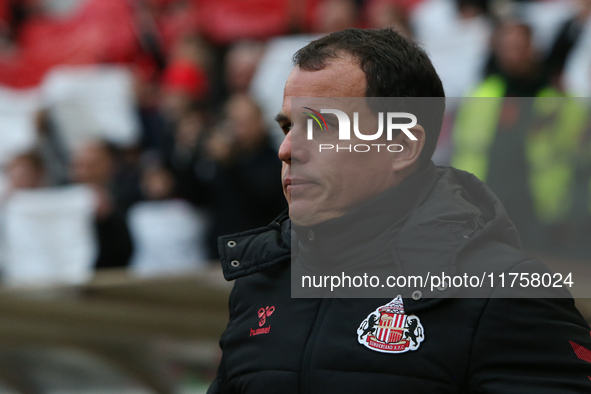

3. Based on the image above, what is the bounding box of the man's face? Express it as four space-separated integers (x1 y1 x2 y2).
495 24 534 78
276 58 400 226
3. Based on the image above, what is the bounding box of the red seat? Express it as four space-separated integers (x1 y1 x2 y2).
0 0 138 88
198 0 290 44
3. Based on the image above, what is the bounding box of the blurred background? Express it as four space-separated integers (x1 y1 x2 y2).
0 0 590 392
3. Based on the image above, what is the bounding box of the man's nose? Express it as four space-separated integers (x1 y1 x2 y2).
278 131 291 165
278 131 309 165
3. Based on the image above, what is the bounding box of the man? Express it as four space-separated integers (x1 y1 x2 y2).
208 28 591 393
452 20 591 256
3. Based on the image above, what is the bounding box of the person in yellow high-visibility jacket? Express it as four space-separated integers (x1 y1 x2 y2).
451 21 591 256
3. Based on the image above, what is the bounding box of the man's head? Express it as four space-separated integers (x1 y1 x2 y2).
70 140 115 187
276 28 444 226
225 93 266 152
6 151 45 190
492 21 537 79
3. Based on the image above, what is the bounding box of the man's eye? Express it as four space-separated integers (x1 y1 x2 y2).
325 122 337 131
281 124 292 134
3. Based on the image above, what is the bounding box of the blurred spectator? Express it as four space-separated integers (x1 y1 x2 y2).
141 164 176 201
0 0 13 54
1 149 97 286
365 0 412 37
546 0 591 86
0 150 47 274
134 59 169 154
513 0 578 57
35 108 70 185
224 40 265 94
152 0 201 53
0 150 45 254
153 34 212 161
451 19 591 256
0 0 41 48
203 93 286 258
5 150 45 191
128 165 208 276
484 21 551 96
456 0 489 20
165 107 214 206
411 0 492 97
452 20 554 243
161 58 209 120
312 0 358 34
161 33 212 111
70 140 134 269
548 0 591 96
134 0 167 74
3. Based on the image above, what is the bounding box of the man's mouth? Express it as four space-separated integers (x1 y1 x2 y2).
284 177 314 190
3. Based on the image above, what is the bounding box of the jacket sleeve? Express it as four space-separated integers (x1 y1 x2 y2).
466 296 591 393
207 328 229 394
207 378 221 394
207 375 222 394
208 280 239 394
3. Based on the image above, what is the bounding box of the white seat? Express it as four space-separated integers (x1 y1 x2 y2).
250 34 321 149
3 185 97 287
128 200 209 277
42 65 140 152
411 0 492 98
0 87 40 166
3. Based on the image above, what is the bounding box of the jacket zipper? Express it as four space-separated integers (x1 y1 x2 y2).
463 214 485 239
299 298 332 394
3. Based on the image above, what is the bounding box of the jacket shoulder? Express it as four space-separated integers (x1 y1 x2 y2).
219 210 290 281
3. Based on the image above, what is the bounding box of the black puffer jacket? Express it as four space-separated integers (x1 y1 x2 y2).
209 164 591 393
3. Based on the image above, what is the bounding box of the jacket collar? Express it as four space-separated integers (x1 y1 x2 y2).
219 210 291 281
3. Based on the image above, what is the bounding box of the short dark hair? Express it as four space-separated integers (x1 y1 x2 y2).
293 28 445 166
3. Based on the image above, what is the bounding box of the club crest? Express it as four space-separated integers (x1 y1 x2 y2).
357 295 424 354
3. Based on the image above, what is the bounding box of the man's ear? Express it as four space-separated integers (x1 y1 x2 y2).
390 124 425 173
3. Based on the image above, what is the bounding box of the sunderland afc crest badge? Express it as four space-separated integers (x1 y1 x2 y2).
357 295 424 354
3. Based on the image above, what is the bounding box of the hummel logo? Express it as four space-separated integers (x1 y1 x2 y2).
250 306 275 337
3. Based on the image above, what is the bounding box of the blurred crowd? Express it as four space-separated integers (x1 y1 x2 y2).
0 0 591 283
